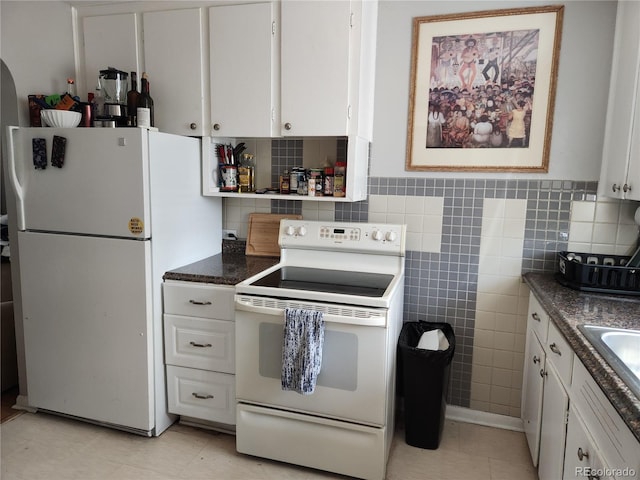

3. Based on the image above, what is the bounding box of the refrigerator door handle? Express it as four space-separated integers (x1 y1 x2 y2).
6 126 25 230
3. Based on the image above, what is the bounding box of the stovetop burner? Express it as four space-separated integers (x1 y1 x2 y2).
249 266 394 298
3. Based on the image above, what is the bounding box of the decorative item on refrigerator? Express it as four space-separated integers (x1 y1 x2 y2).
32 138 47 169
51 135 67 168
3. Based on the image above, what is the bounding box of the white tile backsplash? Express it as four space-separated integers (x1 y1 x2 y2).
368 195 444 253
569 199 638 255
219 178 636 418
472 198 527 414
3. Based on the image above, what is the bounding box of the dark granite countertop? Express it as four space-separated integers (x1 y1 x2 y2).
523 272 640 442
163 240 279 286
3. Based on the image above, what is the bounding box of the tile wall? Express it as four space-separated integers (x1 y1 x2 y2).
222 140 639 417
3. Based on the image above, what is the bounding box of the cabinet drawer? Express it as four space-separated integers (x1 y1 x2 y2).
545 321 573 387
527 293 549 343
163 282 234 320
166 365 235 425
164 314 235 373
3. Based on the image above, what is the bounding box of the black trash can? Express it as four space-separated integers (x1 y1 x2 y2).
397 321 455 449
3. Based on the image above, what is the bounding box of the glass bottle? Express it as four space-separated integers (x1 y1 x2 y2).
137 72 154 128
66 78 76 98
127 72 140 127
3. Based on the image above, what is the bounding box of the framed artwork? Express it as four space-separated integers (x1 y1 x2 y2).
406 5 564 172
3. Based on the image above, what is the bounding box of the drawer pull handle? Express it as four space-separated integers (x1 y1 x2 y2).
189 299 212 306
577 447 589 461
192 392 214 400
531 312 541 322
532 355 541 365
540 369 547 378
549 343 562 355
190 341 212 348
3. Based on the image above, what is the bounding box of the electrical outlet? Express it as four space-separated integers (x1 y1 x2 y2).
222 229 238 240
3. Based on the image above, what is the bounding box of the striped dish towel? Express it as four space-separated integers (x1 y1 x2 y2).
281 308 325 395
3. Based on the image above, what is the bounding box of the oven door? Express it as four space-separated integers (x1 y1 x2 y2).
235 294 391 426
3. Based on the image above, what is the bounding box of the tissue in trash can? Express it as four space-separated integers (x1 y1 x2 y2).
417 329 450 351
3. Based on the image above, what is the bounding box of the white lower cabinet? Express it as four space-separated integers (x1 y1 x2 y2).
522 293 572 479
564 406 611 480
523 291 640 480
166 365 235 425
570 360 640 480
537 362 569 480
522 329 546 465
163 281 236 427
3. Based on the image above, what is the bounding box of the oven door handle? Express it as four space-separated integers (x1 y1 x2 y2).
235 295 387 327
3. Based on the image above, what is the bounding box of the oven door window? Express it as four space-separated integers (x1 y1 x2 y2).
258 323 357 390
250 267 393 297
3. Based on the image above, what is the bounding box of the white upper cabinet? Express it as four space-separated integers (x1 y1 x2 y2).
280 0 377 139
280 1 350 137
143 9 209 136
82 13 141 97
599 1 640 201
210 3 278 138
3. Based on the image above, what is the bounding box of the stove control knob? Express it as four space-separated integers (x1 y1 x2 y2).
284 225 295 236
296 226 307 236
385 231 397 242
372 230 383 241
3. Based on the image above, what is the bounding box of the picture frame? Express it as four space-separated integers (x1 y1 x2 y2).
406 5 564 172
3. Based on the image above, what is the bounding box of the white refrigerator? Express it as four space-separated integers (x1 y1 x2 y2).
6 126 221 436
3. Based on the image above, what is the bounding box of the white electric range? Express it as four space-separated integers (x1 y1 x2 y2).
234 219 406 480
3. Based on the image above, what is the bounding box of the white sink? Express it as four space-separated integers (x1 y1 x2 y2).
579 325 640 399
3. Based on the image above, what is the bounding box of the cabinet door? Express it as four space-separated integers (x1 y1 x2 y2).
538 365 569 480
83 14 140 98
280 1 352 136
627 69 640 201
599 1 640 200
522 330 546 466
210 3 278 137
563 406 612 480
143 8 208 136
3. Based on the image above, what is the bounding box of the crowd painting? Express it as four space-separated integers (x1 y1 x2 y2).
426 28 539 150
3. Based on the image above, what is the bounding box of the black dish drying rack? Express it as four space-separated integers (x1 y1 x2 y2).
556 251 640 296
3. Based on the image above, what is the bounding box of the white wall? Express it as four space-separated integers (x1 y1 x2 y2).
371 0 617 181
1 1 76 127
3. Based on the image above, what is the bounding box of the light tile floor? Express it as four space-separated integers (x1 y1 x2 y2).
1 412 537 480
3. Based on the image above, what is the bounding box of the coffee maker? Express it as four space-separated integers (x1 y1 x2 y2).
97 68 128 126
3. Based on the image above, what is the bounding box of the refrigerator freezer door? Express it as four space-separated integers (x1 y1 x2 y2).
8 127 150 238
19 231 155 433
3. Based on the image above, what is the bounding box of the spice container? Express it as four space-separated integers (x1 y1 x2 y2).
290 167 301 195
279 170 290 195
323 167 334 196
238 154 255 193
296 168 307 195
333 161 346 197
308 168 324 197
238 166 253 192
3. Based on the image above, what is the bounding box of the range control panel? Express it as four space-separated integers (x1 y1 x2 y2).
279 220 406 255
